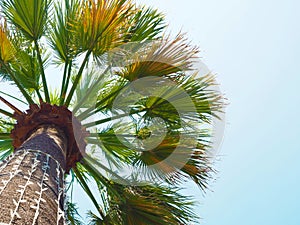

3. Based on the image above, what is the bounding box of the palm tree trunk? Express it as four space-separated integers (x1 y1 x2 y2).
0 125 67 225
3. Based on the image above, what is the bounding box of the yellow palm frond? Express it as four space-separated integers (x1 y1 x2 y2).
117 34 199 81
72 0 133 55
0 22 16 63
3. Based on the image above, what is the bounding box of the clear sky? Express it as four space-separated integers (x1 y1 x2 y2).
135 0 300 224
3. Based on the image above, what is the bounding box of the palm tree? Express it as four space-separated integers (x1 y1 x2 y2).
0 0 223 224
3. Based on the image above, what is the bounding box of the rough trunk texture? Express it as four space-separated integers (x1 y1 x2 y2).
0 125 67 225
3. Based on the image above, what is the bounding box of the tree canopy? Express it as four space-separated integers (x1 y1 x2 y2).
0 0 223 224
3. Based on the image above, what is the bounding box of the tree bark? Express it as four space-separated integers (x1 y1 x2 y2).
0 125 67 225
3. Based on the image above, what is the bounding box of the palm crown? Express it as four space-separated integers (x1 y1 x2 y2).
0 0 223 224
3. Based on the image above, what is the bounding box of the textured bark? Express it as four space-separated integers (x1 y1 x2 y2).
0 125 67 225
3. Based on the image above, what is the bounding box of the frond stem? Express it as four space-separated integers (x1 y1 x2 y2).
72 66 110 114
0 96 22 115
65 51 92 107
72 166 105 219
59 61 69 105
83 109 146 128
34 40 50 103
35 89 43 103
0 109 14 118
0 133 11 140
77 87 125 121
60 60 73 106
0 91 27 105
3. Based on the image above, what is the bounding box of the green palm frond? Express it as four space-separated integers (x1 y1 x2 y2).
72 0 132 55
49 0 81 64
123 6 166 42
73 164 106 219
0 116 15 132
49 88 61 105
76 77 127 120
64 0 133 106
0 22 16 64
11 48 41 91
66 202 84 225
0 118 13 161
0 109 14 118
0 90 27 105
0 147 13 161
87 183 198 225
0 0 52 102
89 127 137 165
72 65 109 113
0 133 11 140
1 0 52 40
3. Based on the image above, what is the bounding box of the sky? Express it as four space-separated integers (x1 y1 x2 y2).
134 0 300 224
0 1 299 224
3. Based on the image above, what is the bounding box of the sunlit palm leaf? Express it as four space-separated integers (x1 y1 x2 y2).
71 0 132 56
123 6 165 42
0 147 13 161
49 0 81 64
0 22 16 64
1 0 52 40
117 34 198 81
11 48 41 90
73 165 106 219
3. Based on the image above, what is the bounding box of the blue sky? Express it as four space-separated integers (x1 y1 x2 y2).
135 0 300 224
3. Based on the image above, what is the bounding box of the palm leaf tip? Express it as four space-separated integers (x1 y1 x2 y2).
66 202 83 225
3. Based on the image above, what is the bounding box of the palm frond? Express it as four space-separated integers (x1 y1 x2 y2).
72 65 108 114
88 183 198 225
0 109 14 118
49 0 82 64
10 46 41 90
0 133 11 140
88 128 137 165
123 6 166 42
115 34 198 81
0 148 13 161
0 21 16 64
1 0 53 102
66 202 84 225
1 0 52 40
73 165 106 220
64 0 133 106
77 76 127 121
49 88 61 105
0 120 14 166
0 90 27 105
73 0 132 55
0 120 14 161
